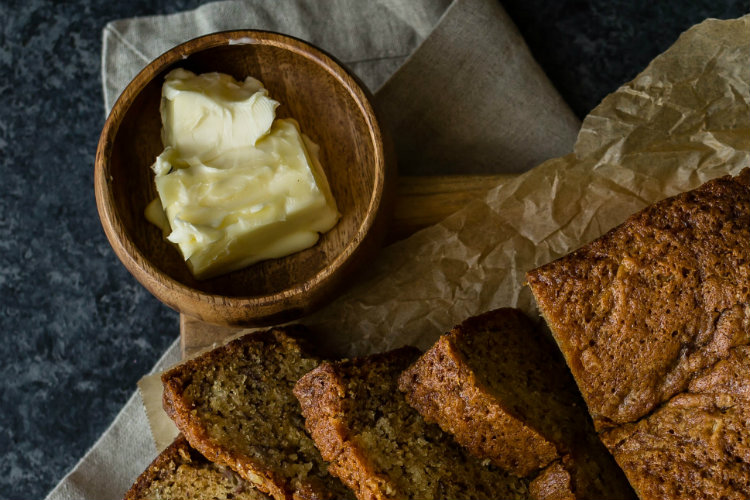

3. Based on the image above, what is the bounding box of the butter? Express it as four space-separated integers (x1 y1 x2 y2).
147 69 340 279
160 68 278 159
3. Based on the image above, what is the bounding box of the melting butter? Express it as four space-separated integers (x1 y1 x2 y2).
146 69 340 279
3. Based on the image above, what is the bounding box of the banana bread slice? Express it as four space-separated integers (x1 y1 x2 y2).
161 326 352 500
600 345 750 499
526 169 750 430
397 308 634 499
398 309 566 476
124 434 268 500
293 347 533 500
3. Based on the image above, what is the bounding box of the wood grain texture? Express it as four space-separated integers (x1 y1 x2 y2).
181 173 513 359
389 174 514 243
95 30 395 327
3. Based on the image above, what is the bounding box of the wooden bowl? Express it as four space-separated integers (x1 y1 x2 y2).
95 30 395 326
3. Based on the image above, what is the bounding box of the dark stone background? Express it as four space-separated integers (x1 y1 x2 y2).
0 1 747 498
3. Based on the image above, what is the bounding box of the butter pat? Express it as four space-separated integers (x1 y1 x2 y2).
147 69 340 279
161 68 278 159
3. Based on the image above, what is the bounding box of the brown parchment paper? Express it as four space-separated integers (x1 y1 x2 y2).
143 15 750 452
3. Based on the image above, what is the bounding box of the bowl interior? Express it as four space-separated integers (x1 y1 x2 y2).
106 34 381 299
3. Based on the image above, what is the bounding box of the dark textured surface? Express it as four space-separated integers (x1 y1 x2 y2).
0 1 746 499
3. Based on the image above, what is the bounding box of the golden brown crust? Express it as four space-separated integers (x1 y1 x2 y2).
294 347 532 500
398 309 560 477
599 346 750 500
529 460 575 500
124 434 267 500
161 326 350 500
527 168 750 429
527 169 750 498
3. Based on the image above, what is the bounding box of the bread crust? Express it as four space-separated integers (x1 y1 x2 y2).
527 169 750 498
527 169 750 429
600 346 750 499
398 309 559 477
529 460 575 500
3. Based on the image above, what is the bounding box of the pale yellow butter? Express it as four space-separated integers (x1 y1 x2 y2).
146 69 339 279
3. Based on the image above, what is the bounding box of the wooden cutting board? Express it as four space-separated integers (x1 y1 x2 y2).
179 173 514 359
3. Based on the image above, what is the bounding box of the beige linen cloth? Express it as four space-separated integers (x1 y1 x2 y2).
47 0 580 498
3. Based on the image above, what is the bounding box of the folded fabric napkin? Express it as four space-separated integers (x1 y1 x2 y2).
46 0 579 498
